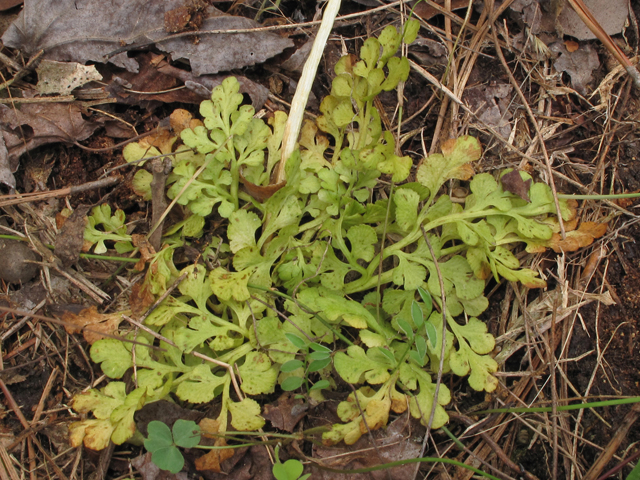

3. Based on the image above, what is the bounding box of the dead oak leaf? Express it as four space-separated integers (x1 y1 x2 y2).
132 234 157 271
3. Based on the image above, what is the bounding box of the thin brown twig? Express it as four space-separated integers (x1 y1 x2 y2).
0 177 121 208
489 10 566 239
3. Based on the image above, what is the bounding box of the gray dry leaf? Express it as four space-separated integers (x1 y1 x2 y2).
556 0 629 41
0 102 100 180
2 0 293 75
54 205 91 267
36 60 102 95
463 83 513 139
509 0 628 40
551 41 600 94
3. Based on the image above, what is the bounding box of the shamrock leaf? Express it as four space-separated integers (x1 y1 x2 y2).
144 420 201 474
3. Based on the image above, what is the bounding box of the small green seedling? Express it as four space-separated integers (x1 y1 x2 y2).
272 445 310 480
144 419 201 473
280 335 332 392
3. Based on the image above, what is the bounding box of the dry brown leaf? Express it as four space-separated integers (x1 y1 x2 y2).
262 393 309 432
551 41 600 94
414 0 469 20
463 83 513 139
132 452 189 480
614 191 640 208
0 102 100 188
169 109 203 135
130 282 156 318
54 205 91 266
0 0 22 11
547 221 608 252
501 169 532 202
239 170 286 202
36 60 102 95
132 234 157 271
195 418 234 473
62 306 124 344
558 0 629 41
311 413 424 480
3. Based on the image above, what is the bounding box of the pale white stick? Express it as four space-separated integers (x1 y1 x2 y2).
276 0 342 183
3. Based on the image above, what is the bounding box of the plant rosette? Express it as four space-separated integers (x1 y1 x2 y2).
73 19 607 465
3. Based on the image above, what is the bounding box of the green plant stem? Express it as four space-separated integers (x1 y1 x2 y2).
247 284 354 346
474 396 640 415
314 456 500 480
441 425 467 451
557 193 640 200
0 234 140 263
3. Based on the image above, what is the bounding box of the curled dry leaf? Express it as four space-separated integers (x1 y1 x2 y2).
130 283 156 318
0 102 100 183
132 234 157 272
551 41 600 94
546 221 608 252
54 205 91 266
62 306 124 344
239 169 286 202
194 418 235 473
